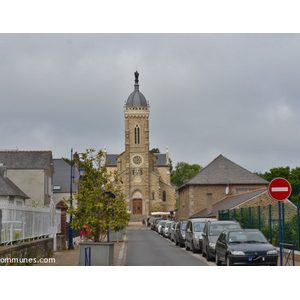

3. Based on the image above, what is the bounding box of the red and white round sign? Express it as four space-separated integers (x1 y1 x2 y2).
268 177 292 201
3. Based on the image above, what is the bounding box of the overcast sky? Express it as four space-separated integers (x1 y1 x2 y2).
1 33 300 173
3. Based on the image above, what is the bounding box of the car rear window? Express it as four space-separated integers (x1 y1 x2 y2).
209 224 240 236
229 231 267 243
194 222 205 232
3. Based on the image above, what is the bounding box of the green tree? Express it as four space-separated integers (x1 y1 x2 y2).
258 166 300 202
62 157 71 165
171 162 202 188
150 148 160 153
289 167 300 202
259 166 291 182
67 149 130 242
149 201 163 214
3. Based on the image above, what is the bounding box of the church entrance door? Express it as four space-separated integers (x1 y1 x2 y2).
133 199 142 215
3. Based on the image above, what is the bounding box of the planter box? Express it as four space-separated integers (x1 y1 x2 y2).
78 242 114 266
108 229 124 242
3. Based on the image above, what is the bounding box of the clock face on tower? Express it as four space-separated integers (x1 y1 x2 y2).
132 155 143 166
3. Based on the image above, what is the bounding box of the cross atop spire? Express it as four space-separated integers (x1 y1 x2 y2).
134 71 139 83
134 71 139 91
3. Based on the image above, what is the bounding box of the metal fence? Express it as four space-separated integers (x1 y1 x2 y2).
218 201 300 251
0 200 61 248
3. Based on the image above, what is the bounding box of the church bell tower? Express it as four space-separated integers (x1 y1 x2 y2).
124 71 150 217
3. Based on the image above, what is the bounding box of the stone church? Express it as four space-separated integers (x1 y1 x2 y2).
104 72 176 220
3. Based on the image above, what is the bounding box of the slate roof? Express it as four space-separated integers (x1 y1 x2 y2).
190 188 268 218
0 151 53 169
105 153 168 166
106 154 118 166
126 89 147 107
0 170 30 198
154 153 168 166
126 71 147 107
53 159 79 193
182 154 268 188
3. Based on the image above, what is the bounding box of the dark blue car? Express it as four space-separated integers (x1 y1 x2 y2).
215 229 278 266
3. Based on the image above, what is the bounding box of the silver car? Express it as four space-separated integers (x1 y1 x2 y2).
185 218 217 253
157 220 166 234
163 221 172 238
170 221 177 242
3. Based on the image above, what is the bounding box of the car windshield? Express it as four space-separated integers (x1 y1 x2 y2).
209 224 240 236
181 222 187 230
194 222 205 232
228 231 267 243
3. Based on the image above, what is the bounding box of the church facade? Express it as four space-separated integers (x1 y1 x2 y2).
104 72 176 219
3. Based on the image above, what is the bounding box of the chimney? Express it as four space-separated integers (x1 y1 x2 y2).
73 152 79 171
103 147 107 166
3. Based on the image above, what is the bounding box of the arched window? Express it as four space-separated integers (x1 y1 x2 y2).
162 191 166 202
134 125 140 144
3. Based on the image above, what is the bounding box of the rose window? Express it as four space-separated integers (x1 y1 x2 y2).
133 155 142 165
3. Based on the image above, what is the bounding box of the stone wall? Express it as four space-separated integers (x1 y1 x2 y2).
240 192 297 221
55 200 67 251
178 184 269 220
0 238 53 265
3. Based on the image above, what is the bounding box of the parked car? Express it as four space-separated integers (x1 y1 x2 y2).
174 221 187 247
161 220 167 236
151 217 164 230
202 220 241 261
158 220 167 235
163 221 172 238
170 221 178 242
185 218 217 253
155 219 165 232
215 229 278 266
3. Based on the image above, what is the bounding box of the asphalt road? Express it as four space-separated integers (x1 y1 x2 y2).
125 229 211 266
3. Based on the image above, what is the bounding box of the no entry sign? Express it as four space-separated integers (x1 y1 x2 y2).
268 177 292 201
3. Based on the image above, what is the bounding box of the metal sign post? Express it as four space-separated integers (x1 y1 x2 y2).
278 201 283 266
268 177 292 266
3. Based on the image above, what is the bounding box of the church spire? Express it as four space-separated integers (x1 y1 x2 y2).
125 71 147 107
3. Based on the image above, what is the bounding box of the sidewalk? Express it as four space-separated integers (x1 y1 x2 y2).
35 222 146 266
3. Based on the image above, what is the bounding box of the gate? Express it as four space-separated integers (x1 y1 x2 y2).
0 196 61 252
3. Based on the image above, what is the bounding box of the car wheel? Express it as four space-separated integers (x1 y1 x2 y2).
215 253 221 266
192 241 197 253
226 256 232 266
206 247 212 261
202 247 206 257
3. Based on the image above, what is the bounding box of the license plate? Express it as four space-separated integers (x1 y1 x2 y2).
248 256 264 262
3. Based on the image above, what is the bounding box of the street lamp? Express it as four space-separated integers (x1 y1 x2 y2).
79 167 85 177
68 147 74 250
